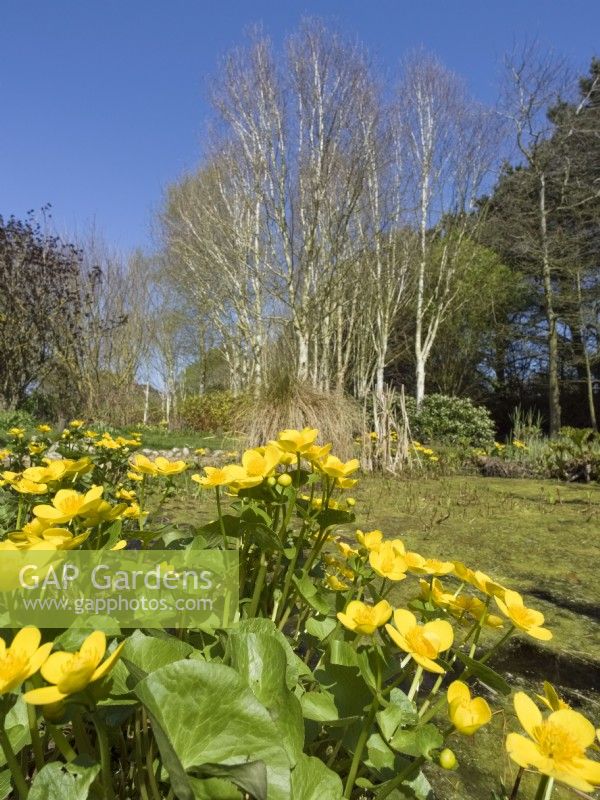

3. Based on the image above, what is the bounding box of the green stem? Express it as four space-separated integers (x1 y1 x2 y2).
0 724 29 799
92 717 114 800
215 487 228 550
479 625 515 665
248 555 268 618
407 665 423 701
343 698 378 798
48 724 78 761
26 701 44 771
534 775 554 800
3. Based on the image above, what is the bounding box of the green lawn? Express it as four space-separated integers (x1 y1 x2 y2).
160 473 600 800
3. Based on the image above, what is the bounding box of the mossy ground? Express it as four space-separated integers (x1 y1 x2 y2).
162 474 600 800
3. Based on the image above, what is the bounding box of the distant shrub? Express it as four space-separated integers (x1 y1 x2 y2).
407 393 495 448
180 391 238 432
542 427 600 482
0 409 36 432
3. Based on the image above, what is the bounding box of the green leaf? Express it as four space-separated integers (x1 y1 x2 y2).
189 761 267 799
290 754 343 800
300 691 339 722
454 652 511 695
292 573 331 615
134 660 293 800
142 705 195 800
0 696 30 767
389 724 443 760
28 759 101 800
236 617 312 687
329 640 359 668
305 616 337 641
228 630 304 761
376 689 417 742
365 733 396 771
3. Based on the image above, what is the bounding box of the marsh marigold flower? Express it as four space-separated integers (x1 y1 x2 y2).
33 486 104 525
356 529 384 551
495 590 552 641
506 692 600 792
337 599 392 635
191 465 247 488
0 627 53 695
447 680 492 735
385 609 453 674
24 631 125 706
369 541 408 581
275 428 319 454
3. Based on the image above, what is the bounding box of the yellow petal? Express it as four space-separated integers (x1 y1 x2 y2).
423 620 454 652
412 652 446 674
23 685 68 705
392 608 417 635
41 652 74 684
26 642 53 678
80 631 107 667
506 732 548 770
514 692 542 738
91 641 126 682
10 626 41 658
447 680 470 704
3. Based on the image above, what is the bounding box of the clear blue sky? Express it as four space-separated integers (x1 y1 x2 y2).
1 0 598 252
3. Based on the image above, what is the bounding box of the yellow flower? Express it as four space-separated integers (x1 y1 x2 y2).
24 462 67 484
10 526 90 550
121 502 144 520
325 574 349 591
59 457 93 478
153 456 187 476
84 429 99 438
337 600 392 635
129 454 158 476
356 529 384 550
28 442 46 455
8 427 25 438
0 449 11 461
369 541 408 581
33 486 104 524
275 428 319 454
0 627 53 695
506 692 600 792
410 558 455 577
195 447 207 456
337 541 359 559
495 590 552 641
241 445 281 480
127 470 143 482
447 680 492 735
453 562 505 597
191 465 247 488
385 609 454 674
36 424 52 434
537 681 570 712
336 477 359 489
116 488 136 501
316 455 360 480
68 419 85 429
24 631 125 706
2 473 48 494
303 443 332 463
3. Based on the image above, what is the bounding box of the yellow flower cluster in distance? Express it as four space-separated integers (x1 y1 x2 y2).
191 427 360 494
130 453 187 477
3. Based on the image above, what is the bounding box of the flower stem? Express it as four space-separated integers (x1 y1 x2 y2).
534 775 554 800
92 716 114 800
215 487 228 550
26 701 44 771
48 724 78 761
0 724 29 799
343 698 378 798
407 665 423 701
375 755 426 799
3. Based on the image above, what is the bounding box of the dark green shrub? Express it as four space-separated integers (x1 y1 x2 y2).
406 393 495 448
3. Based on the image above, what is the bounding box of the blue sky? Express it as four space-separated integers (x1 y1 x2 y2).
1 0 598 252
